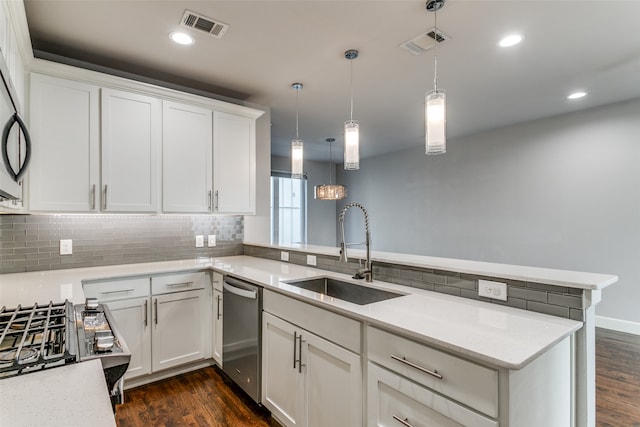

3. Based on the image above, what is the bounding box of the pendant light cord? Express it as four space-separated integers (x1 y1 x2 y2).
295 89 300 139
434 9 438 92
350 59 354 121
329 141 333 185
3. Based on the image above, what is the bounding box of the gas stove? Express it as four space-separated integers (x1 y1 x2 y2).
0 299 130 410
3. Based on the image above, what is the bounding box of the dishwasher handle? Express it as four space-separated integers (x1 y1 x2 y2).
223 280 258 300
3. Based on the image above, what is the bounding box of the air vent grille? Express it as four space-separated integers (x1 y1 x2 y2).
180 10 229 39
400 27 450 55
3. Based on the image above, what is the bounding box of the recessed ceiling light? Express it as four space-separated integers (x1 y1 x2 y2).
170 31 194 45
498 34 523 48
567 91 587 100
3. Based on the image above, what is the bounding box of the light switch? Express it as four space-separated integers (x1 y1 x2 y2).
208 234 216 247
307 255 317 266
60 239 73 255
281 251 289 262
195 235 204 248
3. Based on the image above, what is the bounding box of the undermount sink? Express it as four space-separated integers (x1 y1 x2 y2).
284 277 403 305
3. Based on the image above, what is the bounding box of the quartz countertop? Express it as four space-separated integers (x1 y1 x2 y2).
0 359 116 427
1 256 584 369
244 241 618 290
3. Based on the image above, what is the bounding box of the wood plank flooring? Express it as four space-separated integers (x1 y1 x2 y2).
115 329 640 426
596 328 640 427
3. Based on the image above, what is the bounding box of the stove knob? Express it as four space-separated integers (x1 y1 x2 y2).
85 298 99 311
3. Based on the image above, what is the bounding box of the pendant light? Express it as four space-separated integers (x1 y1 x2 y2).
314 138 347 200
344 49 360 170
425 0 446 155
291 82 304 179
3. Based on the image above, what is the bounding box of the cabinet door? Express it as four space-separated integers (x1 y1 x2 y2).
105 297 152 380
213 288 223 366
101 88 160 212
367 362 497 427
304 332 362 427
162 101 212 213
213 111 256 214
29 74 100 211
262 312 305 427
152 288 207 372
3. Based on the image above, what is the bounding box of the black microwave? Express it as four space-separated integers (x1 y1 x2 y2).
0 51 30 201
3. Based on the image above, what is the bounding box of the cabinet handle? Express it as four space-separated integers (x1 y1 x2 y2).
390 355 443 380
103 185 108 210
293 331 298 369
154 298 158 325
214 190 219 211
298 334 305 374
100 289 134 295
167 281 193 288
392 415 415 427
144 300 148 327
90 184 96 210
216 295 221 320
208 190 212 211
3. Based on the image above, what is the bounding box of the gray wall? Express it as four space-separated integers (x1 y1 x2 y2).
337 98 640 324
272 156 338 247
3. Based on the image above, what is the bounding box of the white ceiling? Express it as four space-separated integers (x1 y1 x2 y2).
23 0 640 162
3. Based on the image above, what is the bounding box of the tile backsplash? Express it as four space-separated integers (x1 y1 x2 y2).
0 214 243 274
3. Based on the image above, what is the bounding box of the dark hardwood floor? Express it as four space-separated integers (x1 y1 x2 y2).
596 328 640 427
115 329 640 426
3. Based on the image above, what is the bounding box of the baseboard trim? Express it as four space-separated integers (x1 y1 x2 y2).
596 315 640 335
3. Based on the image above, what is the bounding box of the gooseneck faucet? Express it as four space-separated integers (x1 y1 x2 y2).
338 202 372 282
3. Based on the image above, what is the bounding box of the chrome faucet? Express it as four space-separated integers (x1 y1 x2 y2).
338 202 372 282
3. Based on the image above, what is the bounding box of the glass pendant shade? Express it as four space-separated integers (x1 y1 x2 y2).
314 184 347 200
291 139 304 179
425 89 446 155
344 120 360 170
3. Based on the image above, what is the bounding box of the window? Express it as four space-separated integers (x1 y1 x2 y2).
271 172 307 246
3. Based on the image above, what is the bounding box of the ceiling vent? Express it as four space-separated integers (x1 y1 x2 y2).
180 10 229 39
400 27 450 55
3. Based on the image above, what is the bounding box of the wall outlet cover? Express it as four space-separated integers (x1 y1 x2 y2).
281 251 290 262
478 279 508 301
307 254 317 266
208 234 216 247
59 239 73 255
195 235 204 248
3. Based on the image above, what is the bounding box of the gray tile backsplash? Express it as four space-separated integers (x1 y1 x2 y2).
0 214 243 274
244 244 587 321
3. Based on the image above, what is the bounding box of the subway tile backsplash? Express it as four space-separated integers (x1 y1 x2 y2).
244 244 586 322
0 214 243 274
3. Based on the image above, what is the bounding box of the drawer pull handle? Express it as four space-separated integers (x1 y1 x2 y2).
144 300 148 327
216 295 221 320
390 355 443 380
154 298 158 325
167 281 193 287
392 415 414 427
293 331 298 369
101 289 135 295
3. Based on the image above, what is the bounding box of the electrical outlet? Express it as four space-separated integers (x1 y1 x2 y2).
59 239 73 255
208 234 216 247
195 235 204 248
307 255 317 266
281 251 290 262
478 279 508 301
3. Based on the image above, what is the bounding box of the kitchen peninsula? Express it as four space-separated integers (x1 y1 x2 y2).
0 247 616 427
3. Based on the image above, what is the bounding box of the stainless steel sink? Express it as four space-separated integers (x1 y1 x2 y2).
284 277 402 305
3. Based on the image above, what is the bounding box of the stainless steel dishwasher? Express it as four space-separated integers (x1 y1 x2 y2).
222 276 262 403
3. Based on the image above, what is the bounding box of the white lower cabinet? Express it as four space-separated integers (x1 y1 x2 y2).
212 288 223 366
367 362 497 427
83 271 211 383
262 311 362 427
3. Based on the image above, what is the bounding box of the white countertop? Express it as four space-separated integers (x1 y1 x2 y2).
245 241 618 290
0 359 116 427
1 256 583 369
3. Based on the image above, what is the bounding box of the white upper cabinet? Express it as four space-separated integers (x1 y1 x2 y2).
213 111 256 214
29 74 100 212
162 101 213 213
101 88 160 212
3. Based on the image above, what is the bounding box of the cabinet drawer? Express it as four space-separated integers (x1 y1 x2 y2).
263 289 361 353
368 362 497 427
152 271 207 295
367 326 498 418
83 277 149 302
212 272 223 292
